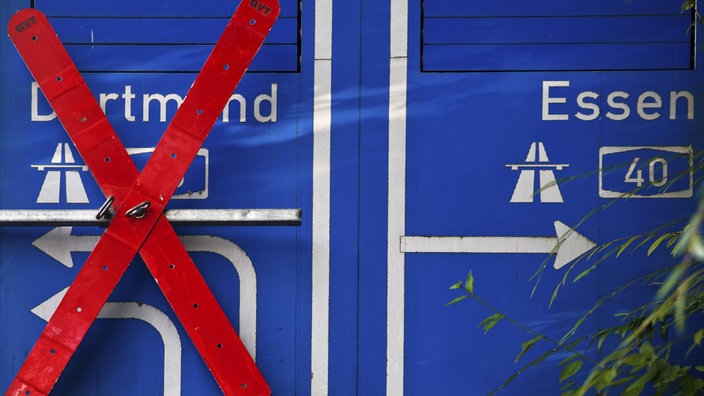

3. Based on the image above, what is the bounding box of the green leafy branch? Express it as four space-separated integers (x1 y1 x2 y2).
447 190 704 394
447 272 606 395
448 257 704 395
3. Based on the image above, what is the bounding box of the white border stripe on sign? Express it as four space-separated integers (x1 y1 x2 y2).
387 0 408 395
312 0 332 394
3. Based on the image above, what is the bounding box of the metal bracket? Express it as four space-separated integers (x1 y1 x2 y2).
95 196 115 220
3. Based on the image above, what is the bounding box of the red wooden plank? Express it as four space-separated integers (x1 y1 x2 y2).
6 2 279 394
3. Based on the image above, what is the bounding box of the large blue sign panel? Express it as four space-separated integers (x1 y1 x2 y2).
2 0 703 395
381 0 704 394
1 0 313 394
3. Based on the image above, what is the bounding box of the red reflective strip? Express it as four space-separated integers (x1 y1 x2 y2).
6 2 279 395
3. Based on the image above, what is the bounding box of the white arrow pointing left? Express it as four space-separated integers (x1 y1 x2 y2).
31 226 98 268
32 288 181 396
31 227 258 356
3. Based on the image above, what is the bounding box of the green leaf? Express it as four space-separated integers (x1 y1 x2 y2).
478 313 504 334
648 233 674 256
596 329 611 353
610 375 637 387
696 366 704 373
515 336 543 363
559 360 583 383
623 382 645 396
622 352 648 368
445 295 467 306
665 233 680 248
449 280 463 290
603 348 629 364
682 378 704 396
593 368 619 392
549 283 562 307
617 236 640 258
559 354 579 367
572 266 596 283
630 234 656 255
464 271 475 294
560 380 575 391
683 0 696 11
497 371 520 393
640 342 655 358
658 365 681 385
659 321 670 340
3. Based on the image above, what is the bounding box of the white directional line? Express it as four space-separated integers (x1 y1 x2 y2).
400 221 596 269
402 236 557 253
31 226 99 268
178 235 258 358
312 0 333 392
32 288 182 396
31 227 258 357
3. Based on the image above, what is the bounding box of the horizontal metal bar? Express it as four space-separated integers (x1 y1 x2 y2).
164 209 302 226
0 209 302 226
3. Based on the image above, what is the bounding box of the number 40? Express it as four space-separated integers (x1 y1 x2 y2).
625 157 668 187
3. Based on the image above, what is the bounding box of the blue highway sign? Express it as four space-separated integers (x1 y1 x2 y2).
1 0 703 394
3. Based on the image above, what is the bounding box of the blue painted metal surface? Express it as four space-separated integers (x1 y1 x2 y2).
396 0 703 394
1 0 703 394
1 0 308 394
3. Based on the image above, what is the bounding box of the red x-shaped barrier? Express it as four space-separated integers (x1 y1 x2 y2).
7 2 279 395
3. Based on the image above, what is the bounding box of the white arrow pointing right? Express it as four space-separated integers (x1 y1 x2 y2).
400 221 596 269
